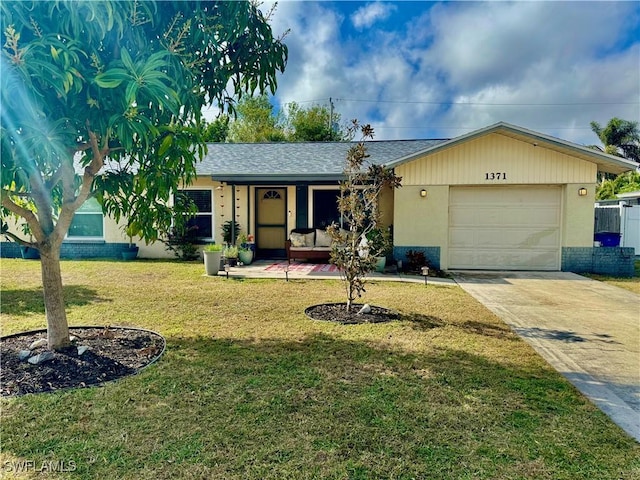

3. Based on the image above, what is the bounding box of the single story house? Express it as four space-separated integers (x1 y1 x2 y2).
3 122 637 275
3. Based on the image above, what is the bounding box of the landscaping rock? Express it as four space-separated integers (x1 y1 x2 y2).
27 351 55 365
29 338 47 350
2 326 166 396
77 345 89 356
357 304 372 315
18 350 32 361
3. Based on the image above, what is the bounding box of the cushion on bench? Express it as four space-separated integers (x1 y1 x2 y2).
289 231 315 247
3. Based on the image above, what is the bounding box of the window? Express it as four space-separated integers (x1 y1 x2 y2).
68 198 104 239
176 189 213 239
263 190 282 200
312 189 341 228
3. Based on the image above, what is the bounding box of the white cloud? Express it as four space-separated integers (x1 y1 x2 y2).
351 2 396 30
254 1 640 145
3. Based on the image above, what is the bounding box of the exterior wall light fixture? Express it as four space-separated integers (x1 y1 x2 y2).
420 189 427 198
578 187 587 197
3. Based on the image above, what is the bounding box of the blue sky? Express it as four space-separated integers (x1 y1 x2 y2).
252 0 640 146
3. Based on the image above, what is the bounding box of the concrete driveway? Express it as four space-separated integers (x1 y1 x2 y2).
453 271 640 442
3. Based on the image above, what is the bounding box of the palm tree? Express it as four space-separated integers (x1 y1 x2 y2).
590 118 640 163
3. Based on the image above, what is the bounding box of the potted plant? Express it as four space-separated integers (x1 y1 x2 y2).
121 223 140 260
223 245 239 267
203 243 223 275
236 233 254 265
366 228 392 272
238 245 253 265
221 220 241 245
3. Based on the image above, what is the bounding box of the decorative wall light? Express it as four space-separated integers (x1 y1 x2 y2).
420 189 427 198
578 187 587 197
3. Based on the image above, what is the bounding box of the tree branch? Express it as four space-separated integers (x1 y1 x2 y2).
2 229 33 247
0 191 45 241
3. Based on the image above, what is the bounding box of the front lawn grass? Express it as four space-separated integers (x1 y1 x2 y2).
1 259 639 479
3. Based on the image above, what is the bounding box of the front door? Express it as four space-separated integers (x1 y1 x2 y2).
256 188 287 258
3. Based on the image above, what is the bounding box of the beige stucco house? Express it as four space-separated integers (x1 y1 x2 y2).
3 122 636 274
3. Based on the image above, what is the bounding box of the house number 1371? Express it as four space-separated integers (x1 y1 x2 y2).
485 172 507 180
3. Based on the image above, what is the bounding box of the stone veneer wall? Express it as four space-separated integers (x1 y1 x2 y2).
561 247 635 277
1 241 131 260
393 246 441 270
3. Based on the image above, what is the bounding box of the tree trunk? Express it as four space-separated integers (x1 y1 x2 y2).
40 245 70 350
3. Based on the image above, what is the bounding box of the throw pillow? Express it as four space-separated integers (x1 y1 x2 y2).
315 229 332 247
290 232 306 247
302 232 315 247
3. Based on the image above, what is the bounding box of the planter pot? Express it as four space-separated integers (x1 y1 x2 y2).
20 246 40 260
203 250 222 275
374 256 386 273
225 258 238 267
121 246 139 260
238 249 254 265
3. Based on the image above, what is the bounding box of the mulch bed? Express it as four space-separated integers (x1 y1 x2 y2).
305 303 399 324
1 327 165 397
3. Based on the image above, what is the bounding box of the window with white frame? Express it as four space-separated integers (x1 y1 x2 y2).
67 197 104 239
176 189 213 239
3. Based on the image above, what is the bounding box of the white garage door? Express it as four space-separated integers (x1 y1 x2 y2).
449 186 561 270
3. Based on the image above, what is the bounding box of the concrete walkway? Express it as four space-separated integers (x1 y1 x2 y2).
453 271 640 442
214 259 456 286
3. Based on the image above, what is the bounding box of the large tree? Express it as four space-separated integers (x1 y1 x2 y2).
596 171 640 201
227 94 286 142
590 118 640 163
227 95 344 142
286 101 343 141
0 1 287 349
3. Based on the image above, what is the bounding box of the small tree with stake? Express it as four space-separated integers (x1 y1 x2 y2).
327 121 401 311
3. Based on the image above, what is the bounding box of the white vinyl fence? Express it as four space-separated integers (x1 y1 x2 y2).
594 203 640 254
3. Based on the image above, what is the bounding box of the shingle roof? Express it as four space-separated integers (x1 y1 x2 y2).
197 122 638 183
198 139 447 183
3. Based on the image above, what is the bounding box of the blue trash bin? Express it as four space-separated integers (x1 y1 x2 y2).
594 232 621 247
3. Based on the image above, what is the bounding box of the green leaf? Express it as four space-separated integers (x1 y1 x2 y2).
158 134 173 157
120 48 135 73
94 68 129 88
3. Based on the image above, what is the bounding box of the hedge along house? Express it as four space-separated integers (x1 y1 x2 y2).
2 122 636 275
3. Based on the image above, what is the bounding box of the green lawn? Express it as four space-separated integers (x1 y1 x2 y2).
1 259 638 479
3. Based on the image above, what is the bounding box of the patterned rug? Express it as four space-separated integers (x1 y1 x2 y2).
310 263 341 273
264 262 340 273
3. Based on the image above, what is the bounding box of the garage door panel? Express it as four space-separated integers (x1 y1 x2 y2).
451 207 559 226
452 229 560 249
478 228 560 247
449 187 561 270
454 250 558 270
